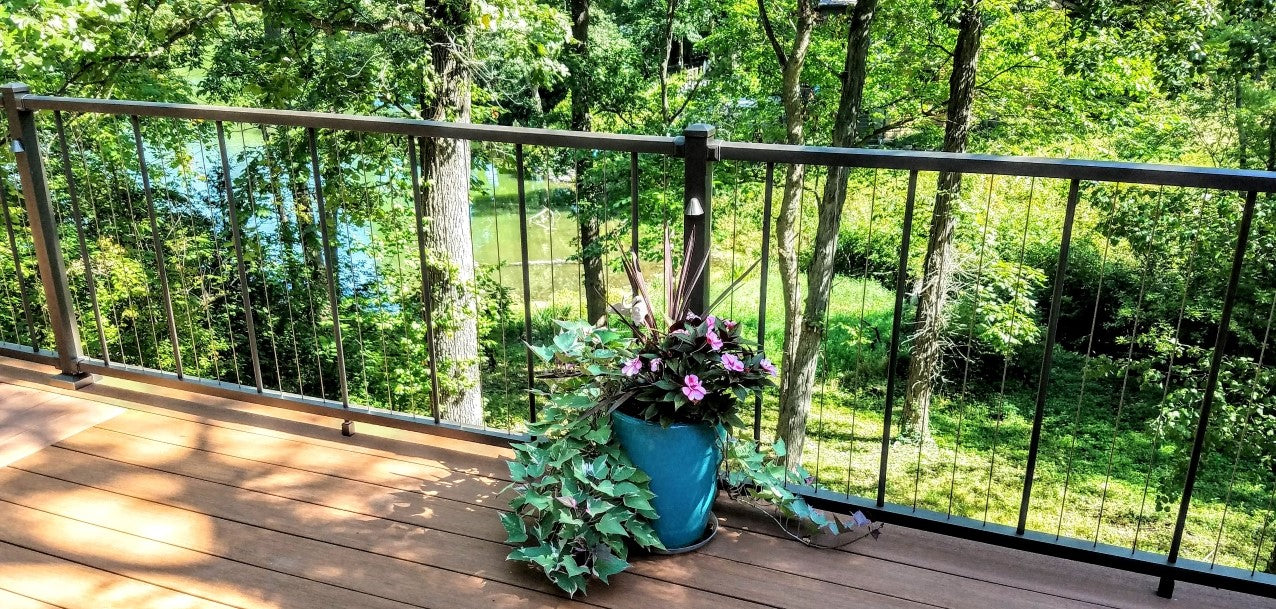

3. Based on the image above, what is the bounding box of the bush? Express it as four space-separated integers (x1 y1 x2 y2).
831 224 903 286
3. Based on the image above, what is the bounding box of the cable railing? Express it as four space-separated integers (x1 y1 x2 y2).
3 83 1276 599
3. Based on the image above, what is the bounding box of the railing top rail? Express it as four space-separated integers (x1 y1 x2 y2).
9 94 682 155
9 88 1276 192
717 141 1276 192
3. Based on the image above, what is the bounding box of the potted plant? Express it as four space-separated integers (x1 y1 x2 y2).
503 246 881 596
608 310 774 548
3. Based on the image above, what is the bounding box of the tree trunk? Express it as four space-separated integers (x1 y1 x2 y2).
1236 77 1248 169
759 0 816 464
421 0 482 426
1266 115 1275 172
777 0 879 465
568 0 607 323
901 1 983 439
659 0 679 124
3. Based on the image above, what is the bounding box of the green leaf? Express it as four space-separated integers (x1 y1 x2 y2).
507 545 551 563
625 520 664 549
592 549 629 583
611 465 636 481
612 481 642 496
584 423 612 445
593 329 620 344
501 512 528 543
585 497 616 517
528 344 555 363
507 461 528 481
621 493 654 514
595 512 628 536
553 331 577 352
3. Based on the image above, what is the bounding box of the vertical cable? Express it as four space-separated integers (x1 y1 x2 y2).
878 169 918 508
985 177 1036 524
217 121 264 392
516 143 536 424
308 128 351 412
1052 183 1118 538
945 174 994 516
755 162 775 443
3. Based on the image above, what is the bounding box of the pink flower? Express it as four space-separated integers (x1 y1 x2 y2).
759 358 778 376
724 319 738 331
721 353 745 372
705 315 717 330
681 375 706 403
706 330 723 351
685 312 700 322
649 358 663 372
621 357 642 377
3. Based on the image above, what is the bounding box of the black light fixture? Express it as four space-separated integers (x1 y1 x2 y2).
816 0 856 14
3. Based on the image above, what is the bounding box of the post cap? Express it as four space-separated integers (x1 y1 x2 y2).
0 82 30 94
683 123 716 138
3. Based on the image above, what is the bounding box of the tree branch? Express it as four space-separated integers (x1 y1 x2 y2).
56 3 229 94
976 62 1040 89
757 0 789 68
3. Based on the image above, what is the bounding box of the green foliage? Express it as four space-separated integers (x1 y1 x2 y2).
950 260 1047 357
614 315 775 429
509 324 877 594
503 391 664 596
723 435 882 545
1155 357 1276 512
506 322 660 596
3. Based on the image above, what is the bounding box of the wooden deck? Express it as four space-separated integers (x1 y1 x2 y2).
0 357 1270 609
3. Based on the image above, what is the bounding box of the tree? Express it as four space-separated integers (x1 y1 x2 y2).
901 0 984 439
756 0 817 465
566 0 610 323
417 0 484 425
774 0 882 464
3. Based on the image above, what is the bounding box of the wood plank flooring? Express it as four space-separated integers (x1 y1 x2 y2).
0 357 1270 609
0 380 122 467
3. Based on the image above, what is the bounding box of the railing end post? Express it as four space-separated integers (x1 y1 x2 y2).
681 123 715 314
0 82 31 112
3 81 85 376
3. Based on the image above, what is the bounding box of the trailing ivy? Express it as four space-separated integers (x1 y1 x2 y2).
503 321 664 596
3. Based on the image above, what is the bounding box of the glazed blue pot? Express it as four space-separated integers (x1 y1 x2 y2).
611 410 721 549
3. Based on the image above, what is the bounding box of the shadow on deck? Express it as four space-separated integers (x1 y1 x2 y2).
0 356 1268 609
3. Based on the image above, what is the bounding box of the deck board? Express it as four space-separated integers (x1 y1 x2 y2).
0 358 1271 609
0 541 237 609
0 382 122 467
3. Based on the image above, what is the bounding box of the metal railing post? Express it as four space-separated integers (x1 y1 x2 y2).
681 124 715 315
1157 190 1260 598
1 83 94 388
1018 178 1082 534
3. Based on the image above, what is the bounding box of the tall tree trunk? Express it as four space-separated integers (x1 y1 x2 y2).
659 0 679 124
756 0 815 463
421 0 482 425
1236 77 1249 169
902 0 983 439
568 0 607 323
1267 116 1275 172
777 0 879 464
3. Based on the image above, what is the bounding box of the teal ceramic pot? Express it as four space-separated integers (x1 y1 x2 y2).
611 410 722 549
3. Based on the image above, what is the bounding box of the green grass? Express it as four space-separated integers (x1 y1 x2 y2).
470 258 1276 572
